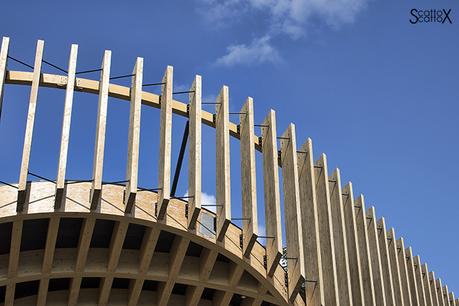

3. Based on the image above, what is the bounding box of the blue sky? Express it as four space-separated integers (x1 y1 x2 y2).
1 0 458 292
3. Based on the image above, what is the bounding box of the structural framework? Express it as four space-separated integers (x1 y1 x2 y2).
0 37 457 306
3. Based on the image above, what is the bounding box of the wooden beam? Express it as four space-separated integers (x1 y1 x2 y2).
128 227 160 306
406 247 420 305
429 272 441 306
215 85 231 242
213 264 245 306
314 154 339 305
68 217 96 306
157 65 173 219
5 220 22 306
157 236 190 306
279 124 306 302
296 138 324 306
0 37 10 118
90 50 111 210
187 75 202 229
422 264 434 306
377 219 396 306
414 256 428 306
239 97 258 257
329 168 353 306
444 286 452 306
449 292 456 306
185 249 218 306
124 57 143 213
355 195 377 306
437 278 446 306
342 182 365 305
366 207 387 306
387 228 405 306
261 110 282 278
55 44 78 209
17 40 44 210
397 238 413 305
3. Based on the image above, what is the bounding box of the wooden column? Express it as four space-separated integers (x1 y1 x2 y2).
17 40 44 210
124 57 143 213
342 182 365 305
429 272 441 306
355 195 377 305
55 44 78 209
397 238 413 305
444 286 452 306
280 124 305 302
215 85 231 242
187 75 202 229
377 219 396 306
422 264 435 306
414 256 428 306
239 97 258 257
90 50 111 210
406 247 420 305
329 168 352 305
387 228 404 305
437 278 446 306
449 292 456 306
366 207 387 306
297 138 324 306
0 36 9 118
261 110 282 277
157 65 173 219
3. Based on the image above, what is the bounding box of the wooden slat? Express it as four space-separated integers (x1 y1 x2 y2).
387 228 405 306
157 236 190 306
406 247 420 305
449 292 456 306
261 110 282 277
157 65 173 219
0 37 10 118
342 182 365 305
90 50 111 210
366 207 387 306
297 138 324 306
444 286 452 306
422 264 435 306
215 85 231 241
5 220 22 306
329 168 353 305
377 219 396 306
279 123 305 302
429 272 441 306
314 154 339 305
239 97 258 257
17 40 44 210
187 75 202 229
397 238 413 305
124 57 143 213
414 256 428 306
55 44 78 209
437 278 446 306
355 195 377 305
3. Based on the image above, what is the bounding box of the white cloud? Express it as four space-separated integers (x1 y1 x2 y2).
184 190 217 212
215 36 280 67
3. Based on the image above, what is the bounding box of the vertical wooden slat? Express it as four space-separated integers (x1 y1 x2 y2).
261 110 282 277
17 40 44 210
342 182 365 305
297 138 324 306
406 247 420 305
328 168 352 305
377 219 396 306
355 195 377 305
366 207 387 306
422 264 435 306
449 292 456 306
187 74 202 229
55 44 78 209
239 97 258 257
0 36 10 118
437 278 446 306
90 50 111 210
415 256 428 306
215 85 231 241
430 272 441 306
157 65 173 219
124 57 143 213
397 238 413 305
279 123 305 302
444 286 452 306
387 228 405 306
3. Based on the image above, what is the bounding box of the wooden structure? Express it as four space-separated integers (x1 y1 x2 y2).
0 37 456 305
